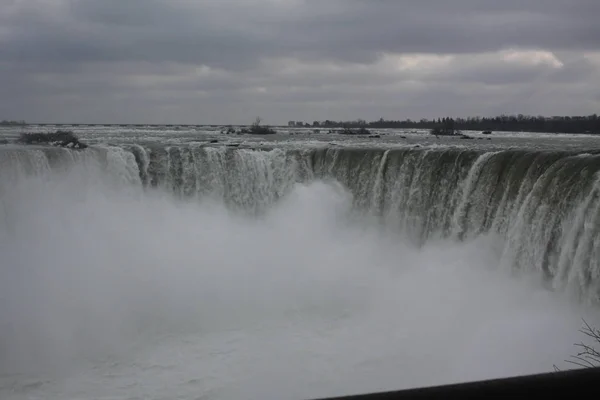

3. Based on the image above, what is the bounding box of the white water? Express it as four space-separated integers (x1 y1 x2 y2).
0 156 598 400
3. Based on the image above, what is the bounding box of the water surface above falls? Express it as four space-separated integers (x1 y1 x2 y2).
4 124 600 150
1 126 600 400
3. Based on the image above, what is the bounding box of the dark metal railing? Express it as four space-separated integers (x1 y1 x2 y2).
309 367 600 399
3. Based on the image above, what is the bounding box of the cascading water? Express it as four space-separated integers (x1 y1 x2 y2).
60 143 600 303
2 143 600 299
1 139 599 400
125 145 311 214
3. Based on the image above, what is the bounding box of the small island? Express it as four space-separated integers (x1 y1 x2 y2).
339 127 373 135
0 120 27 126
17 131 88 149
428 118 472 139
220 117 277 135
244 117 277 135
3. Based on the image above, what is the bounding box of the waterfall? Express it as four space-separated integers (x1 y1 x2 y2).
1 143 599 303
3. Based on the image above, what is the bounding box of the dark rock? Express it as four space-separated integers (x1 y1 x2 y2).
209 139 219 143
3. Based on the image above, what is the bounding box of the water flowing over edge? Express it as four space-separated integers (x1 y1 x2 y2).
1 144 599 304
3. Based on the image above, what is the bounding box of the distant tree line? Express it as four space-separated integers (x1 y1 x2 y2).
6 114 600 134
308 114 600 134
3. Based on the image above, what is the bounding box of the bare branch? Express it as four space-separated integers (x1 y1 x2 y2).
562 319 600 370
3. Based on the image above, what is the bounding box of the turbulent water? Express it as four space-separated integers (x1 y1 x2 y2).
1 126 600 399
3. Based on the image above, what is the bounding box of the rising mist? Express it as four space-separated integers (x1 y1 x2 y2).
0 156 596 399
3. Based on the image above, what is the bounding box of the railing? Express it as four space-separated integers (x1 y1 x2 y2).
309 367 600 399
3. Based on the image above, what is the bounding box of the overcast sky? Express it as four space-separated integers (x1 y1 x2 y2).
1 0 599 124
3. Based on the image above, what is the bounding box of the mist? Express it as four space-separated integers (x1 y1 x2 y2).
0 161 597 400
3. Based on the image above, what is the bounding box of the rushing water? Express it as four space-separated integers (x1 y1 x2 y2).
1 126 599 399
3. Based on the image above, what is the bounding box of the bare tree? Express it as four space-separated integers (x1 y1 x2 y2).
555 319 600 371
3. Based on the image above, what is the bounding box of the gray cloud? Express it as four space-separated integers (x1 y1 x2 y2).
1 0 599 124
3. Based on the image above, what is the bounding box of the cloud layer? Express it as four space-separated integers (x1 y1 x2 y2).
2 0 599 124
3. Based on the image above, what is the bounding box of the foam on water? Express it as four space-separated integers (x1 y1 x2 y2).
0 157 598 400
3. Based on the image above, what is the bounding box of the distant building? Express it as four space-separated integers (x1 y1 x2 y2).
288 121 296 126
